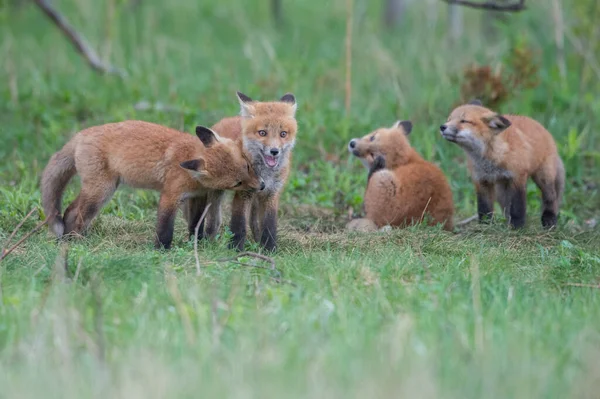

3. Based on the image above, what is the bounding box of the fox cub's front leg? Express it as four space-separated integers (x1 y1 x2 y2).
156 193 179 250
229 191 252 251
257 194 279 253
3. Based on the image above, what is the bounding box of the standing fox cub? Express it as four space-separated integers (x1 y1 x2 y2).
440 100 565 228
347 120 454 231
41 121 263 249
184 92 297 252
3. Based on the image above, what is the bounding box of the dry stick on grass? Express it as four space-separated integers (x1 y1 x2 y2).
208 252 296 286
565 283 600 289
193 203 212 276
33 0 126 78
441 0 526 11
344 0 353 114
456 214 479 227
1 208 48 262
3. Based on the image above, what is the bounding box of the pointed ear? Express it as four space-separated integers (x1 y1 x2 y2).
195 126 217 147
237 91 255 118
392 120 412 135
482 113 511 132
468 98 483 106
280 93 297 116
180 158 206 173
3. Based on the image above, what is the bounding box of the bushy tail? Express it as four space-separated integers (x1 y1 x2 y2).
41 139 77 237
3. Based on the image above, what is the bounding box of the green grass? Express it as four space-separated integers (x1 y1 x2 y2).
1 0 599 397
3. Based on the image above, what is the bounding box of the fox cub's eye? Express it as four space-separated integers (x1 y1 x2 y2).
234 181 242 187
247 163 250 172
370 135 375 142
280 131 287 138
460 119 470 124
258 130 267 137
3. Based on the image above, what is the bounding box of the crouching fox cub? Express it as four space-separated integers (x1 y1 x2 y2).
41 121 263 249
347 120 454 231
440 100 565 228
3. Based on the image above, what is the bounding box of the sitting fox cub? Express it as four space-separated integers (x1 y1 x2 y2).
347 120 454 231
41 120 263 249
440 100 565 228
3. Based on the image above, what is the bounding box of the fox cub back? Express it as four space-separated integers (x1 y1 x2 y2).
348 120 454 231
440 100 564 228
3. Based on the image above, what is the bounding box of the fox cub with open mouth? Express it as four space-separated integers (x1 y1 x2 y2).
347 120 454 232
440 100 565 228
183 92 297 252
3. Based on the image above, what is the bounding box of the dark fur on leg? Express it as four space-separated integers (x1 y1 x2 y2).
185 196 207 239
476 187 495 223
260 209 277 252
155 204 177 250
509 186 527 228
229 192 251 251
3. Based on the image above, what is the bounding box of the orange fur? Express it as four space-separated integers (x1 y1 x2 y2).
440 101 565 228
348 121 454 231
41 120 262 249
186 92 298 252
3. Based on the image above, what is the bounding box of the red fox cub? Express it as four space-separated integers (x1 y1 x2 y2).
440 100 565 228
41 121 263 249
347 120 454 231
184 92 297 252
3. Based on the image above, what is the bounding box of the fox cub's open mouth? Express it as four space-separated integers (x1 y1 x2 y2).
263 154 279 168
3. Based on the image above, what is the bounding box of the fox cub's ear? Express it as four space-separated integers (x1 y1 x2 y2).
180 158 207 174
280 93 297 116
468 98 483 106
392 120 413 135
237 91 255 118
195 126 218 147
482 113 511 132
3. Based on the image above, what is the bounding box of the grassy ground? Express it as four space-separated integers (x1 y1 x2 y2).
1 0 599 397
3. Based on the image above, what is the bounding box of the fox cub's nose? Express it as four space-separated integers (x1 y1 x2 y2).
259 180 266 191
440 125 447 133
348 139 356 149
270 148 280 156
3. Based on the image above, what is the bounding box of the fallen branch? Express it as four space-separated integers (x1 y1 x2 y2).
207 252 295 286
193 203 211 276
456 214 478 227
1 208 36 257
1 209 48 262
565 283 600 289
442 0 526 11
33 0 126 77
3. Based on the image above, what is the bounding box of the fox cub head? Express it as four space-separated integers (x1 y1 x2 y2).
348 120 414 169
180 126 264 192
440 100 512 154
236 91 298 169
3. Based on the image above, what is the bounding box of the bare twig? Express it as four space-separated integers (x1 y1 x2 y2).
1 208 36 258
73 258 83 284
33 0 126 77
456 214 478 227
1 220 48 262
194 203 211 276
344 0 353 114
207 252 296 286
565 283 600 289
442 0 526 11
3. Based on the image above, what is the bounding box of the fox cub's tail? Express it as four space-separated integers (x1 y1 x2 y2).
41 139 77 237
